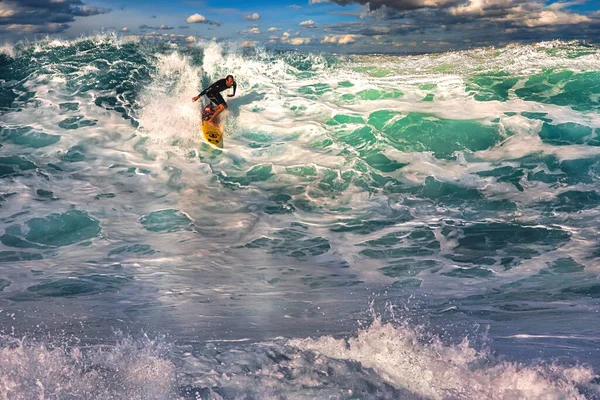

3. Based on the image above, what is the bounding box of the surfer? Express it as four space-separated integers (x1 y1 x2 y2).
192 75 236 125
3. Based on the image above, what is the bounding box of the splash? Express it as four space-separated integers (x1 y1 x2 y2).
0 43 14 58
137 51 203 143
0 335 178 400
289 317 596 399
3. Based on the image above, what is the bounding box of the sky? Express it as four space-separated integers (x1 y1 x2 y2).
0 0 599 52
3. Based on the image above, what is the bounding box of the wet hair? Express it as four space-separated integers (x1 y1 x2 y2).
226 74 234 81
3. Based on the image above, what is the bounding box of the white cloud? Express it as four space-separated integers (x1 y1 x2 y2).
244 27 261 34
186 35 196 42
288 37 311 45
449 0 591 28
449 0 508 17
5 23 67 33
280 35 311 46
321 34 358 44
278 31 311 45
243 12 261 20
186 13 206 24
309 0 330 3
0 4 16 18
300 20 315 27
241 40 258 47
521 9 590 27
267 27 280 32
121 27 129 32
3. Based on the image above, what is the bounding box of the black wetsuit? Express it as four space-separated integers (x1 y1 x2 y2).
198 79 236 107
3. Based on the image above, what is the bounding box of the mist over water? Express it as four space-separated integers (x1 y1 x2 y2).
1 36 600 398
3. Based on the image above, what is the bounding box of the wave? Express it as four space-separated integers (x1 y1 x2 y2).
1 35 599 399
290 317 597 400
2 316 598 399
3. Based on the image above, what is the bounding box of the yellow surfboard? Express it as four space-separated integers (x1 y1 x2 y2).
202 120 223 148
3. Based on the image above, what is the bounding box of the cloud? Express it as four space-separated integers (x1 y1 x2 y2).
446 0 593 28
244 27 261 34
72 5 109 17
309 0 331 3
186 35 196 42
501 7 591 27
323 0 460 11
277 32 312 45
138 24 173 30
301 0 600 51
185 13 221 26
1 22 69 33
0 4 16 18
288 37 311 45
121 27 129 32
321 34 359 44
267 27 281 32
186 13 207 23
241 40 258 47
288 4 302 8
323 0 599 46
150 15 157 19
329 10 364 18
243 12 260 20
300 20 316 27
0 0 111 34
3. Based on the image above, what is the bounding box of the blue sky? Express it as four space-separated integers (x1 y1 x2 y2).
1 0 599 52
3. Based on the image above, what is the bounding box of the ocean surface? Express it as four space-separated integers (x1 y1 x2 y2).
1 36 600 399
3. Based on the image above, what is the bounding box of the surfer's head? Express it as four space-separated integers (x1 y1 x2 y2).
225 75 235 87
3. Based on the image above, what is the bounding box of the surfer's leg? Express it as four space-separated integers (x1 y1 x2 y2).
207 93 227 124
208 104 225 125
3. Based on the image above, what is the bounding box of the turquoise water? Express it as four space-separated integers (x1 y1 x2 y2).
1 36 600 399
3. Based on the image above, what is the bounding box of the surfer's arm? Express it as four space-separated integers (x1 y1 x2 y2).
193 81 218 101
192 88 206 102
192 86 210 101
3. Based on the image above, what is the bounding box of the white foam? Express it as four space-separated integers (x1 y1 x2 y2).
0 43 14 58
290 318 595 400
0 335 177 400
136 51 203 144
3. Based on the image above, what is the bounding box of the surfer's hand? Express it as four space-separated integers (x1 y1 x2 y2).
192 96 199 102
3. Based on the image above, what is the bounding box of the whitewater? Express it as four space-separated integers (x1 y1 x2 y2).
0 35 599 399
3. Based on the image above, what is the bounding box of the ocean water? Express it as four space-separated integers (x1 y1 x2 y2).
1 35 600 399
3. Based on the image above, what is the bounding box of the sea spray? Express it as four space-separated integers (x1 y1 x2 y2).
289 316 595 399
